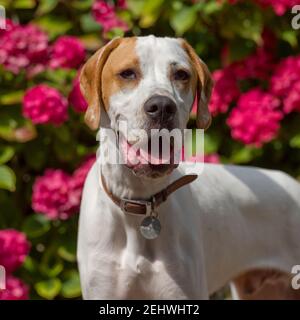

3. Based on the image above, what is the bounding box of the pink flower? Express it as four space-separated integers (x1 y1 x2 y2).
231 30 276 80
0 22 49 74
117 0 127 9
0 275 29 300
32 157 96 220
209 67 240 115
204 153 221 163
228 0 298 15
0 229 30 273
232 49 274 80
23 85 68 125
92 0 128 33
256 0 299 16
70 155 96 204
32 169 79 220
49 36 85 69
188 153 221 163
68 76 88 112
270 55 300 98
283 81 300 113
0 19 16 36
227 88 283 147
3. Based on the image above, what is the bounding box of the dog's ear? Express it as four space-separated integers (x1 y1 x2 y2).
80 37 122 130
180 39 213 130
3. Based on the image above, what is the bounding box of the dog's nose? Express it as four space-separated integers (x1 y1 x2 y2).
144 95 176 122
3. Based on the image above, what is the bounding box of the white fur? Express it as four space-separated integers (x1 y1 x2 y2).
107 36 194 144
77 36 300 299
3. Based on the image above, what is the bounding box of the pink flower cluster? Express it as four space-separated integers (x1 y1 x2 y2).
228 0 298 15
0 229 30 300
32 156 96 220
0 275 29 300
68 75 88 113
23 85 68 125
256 0 299 16
92 0 128 33
227 88 283 147
0 19 48 74
0 20 85 75
209 67 240 115
210 30 275 116
270 55 300 114
232 46 275 81
0 229 30 273
49 36 86 69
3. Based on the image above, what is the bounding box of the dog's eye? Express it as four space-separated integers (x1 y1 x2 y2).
174 70 190 81
119 69 137 80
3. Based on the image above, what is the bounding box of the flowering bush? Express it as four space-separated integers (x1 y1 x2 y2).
0 0 299 300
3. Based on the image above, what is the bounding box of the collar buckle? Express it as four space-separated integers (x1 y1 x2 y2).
120 198 153 216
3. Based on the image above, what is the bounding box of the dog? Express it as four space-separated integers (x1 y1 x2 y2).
77 35 300 299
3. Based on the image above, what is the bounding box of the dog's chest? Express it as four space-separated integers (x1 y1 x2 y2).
88 250 194 299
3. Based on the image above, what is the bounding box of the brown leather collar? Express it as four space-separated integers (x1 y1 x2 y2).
101 173 198 216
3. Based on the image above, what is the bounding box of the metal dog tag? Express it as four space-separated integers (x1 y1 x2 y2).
140 216 161 240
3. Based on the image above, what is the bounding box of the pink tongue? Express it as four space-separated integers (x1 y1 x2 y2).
120 138 170 166
140 147 170 165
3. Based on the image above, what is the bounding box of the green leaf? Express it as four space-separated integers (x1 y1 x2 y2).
80 14 101 33
71 0 93 10
35 279 62 300
0 90 24 105
170 6 197 35
33 15 72 39
0 108 37 142
281 30 298 48
230 146 259 164
13 0 36 9
79 34 102 51
22 214 51 238
139 0 164 28
40 252 64 278
290 134 300 149
61 271 81 299
0 165 16 192
203 1 223 15
0 146 14 165
220 5 263 43
228 39 256 63
58 239 77 263
23 256 38 273
128 0 145 17
204 133 220 154
36 0 59 16
43 68 76 87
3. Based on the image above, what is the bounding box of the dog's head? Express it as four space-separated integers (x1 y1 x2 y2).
80 36 213 178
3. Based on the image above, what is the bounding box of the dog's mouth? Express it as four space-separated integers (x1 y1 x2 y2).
117 131 179 177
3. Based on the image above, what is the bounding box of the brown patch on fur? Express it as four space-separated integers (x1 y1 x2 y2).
232 269 300 300
180 39 213 130
80 37 122 130
101 37 141 110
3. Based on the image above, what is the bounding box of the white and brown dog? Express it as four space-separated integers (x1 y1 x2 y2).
77 36 300 300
